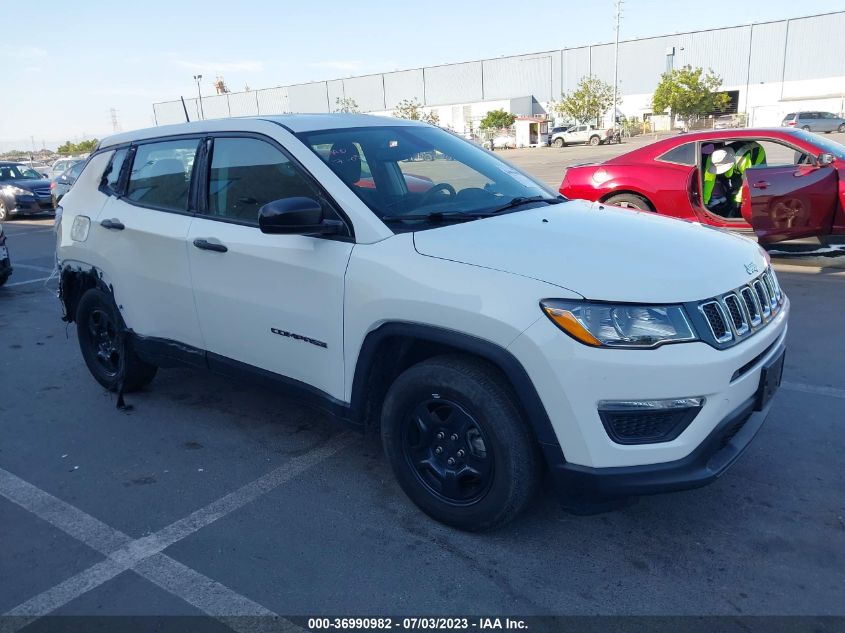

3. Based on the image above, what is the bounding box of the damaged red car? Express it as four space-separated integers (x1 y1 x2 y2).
559 128 845 243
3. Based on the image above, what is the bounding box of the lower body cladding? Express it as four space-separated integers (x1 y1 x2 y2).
509 299 789 512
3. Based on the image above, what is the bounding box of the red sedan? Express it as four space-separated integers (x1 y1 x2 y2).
559 128 845 243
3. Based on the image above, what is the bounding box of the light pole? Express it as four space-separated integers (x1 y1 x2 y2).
612 0 623 129
193 74 204 120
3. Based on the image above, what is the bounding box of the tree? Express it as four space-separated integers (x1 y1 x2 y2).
392 98 439 125
334 97 360 113
651 66 730 128
479 109 516 130
555 76 618 126
57 139 99 155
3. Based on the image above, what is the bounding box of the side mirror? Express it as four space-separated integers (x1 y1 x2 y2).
258 197 344 236
818 153 836 167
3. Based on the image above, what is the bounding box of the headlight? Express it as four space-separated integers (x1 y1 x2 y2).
5 185 32 196
540 300 697 348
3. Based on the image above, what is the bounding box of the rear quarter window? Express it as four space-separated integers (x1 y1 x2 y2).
656 142 696 166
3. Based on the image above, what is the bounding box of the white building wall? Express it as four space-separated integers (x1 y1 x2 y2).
152 11 845 128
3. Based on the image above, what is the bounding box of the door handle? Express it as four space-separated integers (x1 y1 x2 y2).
100 218 125 230
193 238 228 253
751 181 770 190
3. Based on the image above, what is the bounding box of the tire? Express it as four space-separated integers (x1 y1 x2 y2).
603 193 652 211
801 125 811 131
381 354 541 531
838 124 845 133
76 287 157 392
0 201 8 222
553 137 565 148
588 135 601 146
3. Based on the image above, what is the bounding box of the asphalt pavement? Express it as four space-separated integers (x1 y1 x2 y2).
1 146 845 631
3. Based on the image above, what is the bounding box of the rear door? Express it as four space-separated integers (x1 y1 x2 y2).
186 134 353 400
92 137 204 347
741 161 839 242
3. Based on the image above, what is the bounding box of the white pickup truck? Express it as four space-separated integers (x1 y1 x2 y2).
550 124 610 147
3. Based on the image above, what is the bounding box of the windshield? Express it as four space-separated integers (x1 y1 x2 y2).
298 125 558 227
793 129 845 159
0 164 43 181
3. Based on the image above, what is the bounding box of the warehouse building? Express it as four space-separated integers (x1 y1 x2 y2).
152 11 845 133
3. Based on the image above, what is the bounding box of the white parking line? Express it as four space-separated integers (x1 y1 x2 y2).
782 381 845 400
0 432 355 630
4 276 53 287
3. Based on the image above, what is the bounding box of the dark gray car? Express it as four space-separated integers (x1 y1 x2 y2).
0 162 55 221
782 111 845 133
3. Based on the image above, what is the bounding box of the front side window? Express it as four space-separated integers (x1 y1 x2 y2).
207 137 325 224
126 139 198 211
298 125 557 230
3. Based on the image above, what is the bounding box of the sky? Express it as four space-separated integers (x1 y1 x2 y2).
1 0 842 152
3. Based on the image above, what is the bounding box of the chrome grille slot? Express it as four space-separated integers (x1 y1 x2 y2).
741 287 761 327
697 268 785 347
699 301 732 343
753 280 771 318
763 273 778 309
722 294 749 335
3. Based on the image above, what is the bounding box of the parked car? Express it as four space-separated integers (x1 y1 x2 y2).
482 134 516 150
714 114 744 129
51 160 86 205
781 112 845 133
0 224 12 287
0 161 55 221
560 128 845 243
57 115 787 530
48 157 85 180
550 124 610 147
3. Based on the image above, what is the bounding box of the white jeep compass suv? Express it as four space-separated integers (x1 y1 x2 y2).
56 115 788 531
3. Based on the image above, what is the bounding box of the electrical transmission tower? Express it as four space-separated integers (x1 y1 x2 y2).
110 108 121 133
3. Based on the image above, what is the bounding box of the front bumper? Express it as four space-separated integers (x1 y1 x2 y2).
508 296 788 510
550 383 775 510
11 195 55 215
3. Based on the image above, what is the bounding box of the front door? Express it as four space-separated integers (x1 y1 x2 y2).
741 162 839 242
186 135 353 400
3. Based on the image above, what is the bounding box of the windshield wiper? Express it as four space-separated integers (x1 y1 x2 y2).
487 196 563 215
382 211 488 224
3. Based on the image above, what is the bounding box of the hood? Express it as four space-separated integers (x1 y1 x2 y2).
412 200 768 303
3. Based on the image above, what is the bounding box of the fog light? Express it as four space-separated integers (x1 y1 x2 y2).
597 397 704 445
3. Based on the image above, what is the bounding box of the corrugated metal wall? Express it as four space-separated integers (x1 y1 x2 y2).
153 11 845 125
783 12 845 81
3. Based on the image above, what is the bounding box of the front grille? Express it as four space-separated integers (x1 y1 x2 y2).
698 269 785 347
30 186 52 197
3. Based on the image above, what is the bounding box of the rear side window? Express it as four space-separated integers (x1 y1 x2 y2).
206 137 322 224
657 142 695 165
103 148 128 194
126 139 199 211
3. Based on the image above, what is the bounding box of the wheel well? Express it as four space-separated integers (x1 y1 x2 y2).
59 267 106 324
350 324 564 465
599 190 655 211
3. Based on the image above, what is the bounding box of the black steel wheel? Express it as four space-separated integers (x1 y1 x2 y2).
401 398 494 506
76 288 157 392
381 354 541 531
